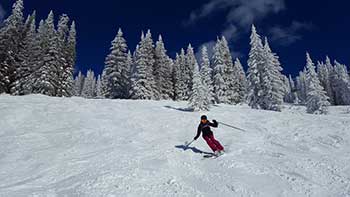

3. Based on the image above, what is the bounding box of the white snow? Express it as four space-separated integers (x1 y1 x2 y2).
0 95 349 196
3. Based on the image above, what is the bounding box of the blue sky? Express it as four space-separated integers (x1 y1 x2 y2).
1 0 350 76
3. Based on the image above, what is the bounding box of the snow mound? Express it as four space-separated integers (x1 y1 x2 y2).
0 95 349 196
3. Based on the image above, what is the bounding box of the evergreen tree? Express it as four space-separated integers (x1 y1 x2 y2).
200 46 214 104
317 60 334 104
305 53 330 114
285 75 298 104
173 49 187 100
324 56 336 104
246 25 264 109
282 75 291 102
185 44 196 100
95 74 103 99
189 62 208 111
73 71 84 96
11 12 36 95
172 53 179 100
154 35 173 99
100 69 108 98
103 28 129 99
130 30 157 100
296 69 307 104
125 50 133 98
27 19 45 94
56 14 70 97
0 0 24 93
333 60 350 105
221 36 236 104
81 69 96 98
67 21 76 70
60 20 76 97
212 38 226 103
232 58 247 104
260 38 284 111
31 11 59 96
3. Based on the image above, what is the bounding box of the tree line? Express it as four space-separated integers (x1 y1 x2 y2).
0 0 76 97
75 24 345 114
2 0 350 114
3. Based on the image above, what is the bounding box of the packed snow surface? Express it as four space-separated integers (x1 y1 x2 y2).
0 95 350 196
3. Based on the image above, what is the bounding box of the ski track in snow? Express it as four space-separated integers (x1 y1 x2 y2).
0 95 349 196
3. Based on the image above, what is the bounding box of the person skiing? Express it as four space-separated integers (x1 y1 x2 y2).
194 115 224 156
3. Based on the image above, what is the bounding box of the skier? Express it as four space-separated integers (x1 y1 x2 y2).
194 115 224 156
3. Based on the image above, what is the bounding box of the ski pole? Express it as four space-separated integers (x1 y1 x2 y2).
218 121 246 132
185 140 195 148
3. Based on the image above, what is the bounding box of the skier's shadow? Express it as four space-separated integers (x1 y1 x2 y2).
175 145 214 155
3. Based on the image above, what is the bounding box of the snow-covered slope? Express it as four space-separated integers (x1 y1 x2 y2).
0 95 349 196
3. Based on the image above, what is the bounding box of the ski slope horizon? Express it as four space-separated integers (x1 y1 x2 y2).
0 94 349 196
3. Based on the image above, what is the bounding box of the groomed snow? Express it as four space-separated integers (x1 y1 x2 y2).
0 95 349 196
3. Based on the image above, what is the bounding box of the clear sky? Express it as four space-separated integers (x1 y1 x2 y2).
1 0 350 76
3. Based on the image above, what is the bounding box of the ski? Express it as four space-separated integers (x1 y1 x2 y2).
203 154 216 158
202 152 225 159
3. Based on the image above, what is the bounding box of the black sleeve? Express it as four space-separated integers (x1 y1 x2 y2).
194 124 201 139
209 120 218 128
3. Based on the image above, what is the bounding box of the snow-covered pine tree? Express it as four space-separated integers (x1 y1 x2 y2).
60 20 76 97
284 75 297 103
296 69 308 104
145 30 159 100
189 61 208 111
246 25 264 109
31 11 60 96
282 75 291 102
130 30 158 100
73 71 84 96
317 60 334 105
200 46 214 104
95 74 103 99
154 35 173 100
290 75 299 103
0 0 24 94
125 50 133 97
103 28 129 99
172 53 179 100
81 69 96 99
324 56 336 104
260 38 284 111
221 36 236 104
130 45 138 76
67 21 76 71
11 12 36 95
305 53 330 114
173 49 187 101
173 53 180 100
171 56 177 100
56 14 70 97
212 38 227 104
233 58 247 104
100 69 108 98
27 19 45 94
184 44 196 100
333 60 350 105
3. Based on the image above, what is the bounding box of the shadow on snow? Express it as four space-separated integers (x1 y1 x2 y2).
174 144 214 156
164 106 194 112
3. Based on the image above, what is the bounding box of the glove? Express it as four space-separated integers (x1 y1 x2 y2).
194 136 198 141
212 119 217 123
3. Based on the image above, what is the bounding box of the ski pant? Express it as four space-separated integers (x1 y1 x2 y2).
203 134 224 152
